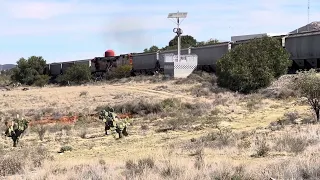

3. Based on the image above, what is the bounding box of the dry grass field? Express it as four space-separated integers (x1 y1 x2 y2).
0 72 319 180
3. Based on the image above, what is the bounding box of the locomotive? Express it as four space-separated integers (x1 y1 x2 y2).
45 50 133 80
46 29 320 79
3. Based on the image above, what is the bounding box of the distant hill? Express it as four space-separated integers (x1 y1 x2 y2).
0 64 16 71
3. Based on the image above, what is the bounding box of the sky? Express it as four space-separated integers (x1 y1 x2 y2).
0 0 320 64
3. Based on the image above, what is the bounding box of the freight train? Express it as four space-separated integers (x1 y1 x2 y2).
45 50 133 80
45 29 320 79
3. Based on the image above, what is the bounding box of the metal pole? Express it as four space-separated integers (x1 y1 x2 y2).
177 17 180 62
308 0 310 31
167 11 187 62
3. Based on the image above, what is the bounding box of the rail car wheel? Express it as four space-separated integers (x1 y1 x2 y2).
153 61 161 75
140 70 146 75
130 69 136 76
203 65 211 73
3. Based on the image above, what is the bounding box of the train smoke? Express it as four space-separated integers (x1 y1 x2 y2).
103 16 151 53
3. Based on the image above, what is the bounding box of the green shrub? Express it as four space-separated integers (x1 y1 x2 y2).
114 65 132 78
60 146 73 153
33 75 50 87
293 69 320 122
216 36 291 94
106 65 132 79
0 70 13 85
11 56 48 86
57 63 92 84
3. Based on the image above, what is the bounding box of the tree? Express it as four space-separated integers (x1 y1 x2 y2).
57 63 92 85
196 38 219 47
206 38 219 45
216 36 292 94
141 35 219 52
142 36 219 52
293 69 320 122
11 56 49 86
0 70 13 85
168 35 197 48
143 45 159 53
196 41 206 47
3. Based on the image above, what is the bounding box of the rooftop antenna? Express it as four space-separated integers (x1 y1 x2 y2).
167 11 188 62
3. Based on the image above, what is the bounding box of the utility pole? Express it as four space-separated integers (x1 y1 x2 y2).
167 11 188 62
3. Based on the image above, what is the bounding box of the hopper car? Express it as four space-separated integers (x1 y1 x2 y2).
46 30 320 81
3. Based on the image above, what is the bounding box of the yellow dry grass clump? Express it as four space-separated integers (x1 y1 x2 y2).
0 73 318 180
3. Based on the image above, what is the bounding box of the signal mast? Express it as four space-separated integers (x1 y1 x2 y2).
167 11 188 62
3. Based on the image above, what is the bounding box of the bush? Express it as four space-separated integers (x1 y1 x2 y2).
57 63 92 84
60 145 73 153
31 124 48 141
0 70 13 85
125 157 155 176
0 155 24 176
114 65 132 78
33 75 50 87
99 98 209 118
11 56 48 86
293 69 320 122
174 71 217 85
216 36 291 94
274 134 309 154
106 65 132 80
0 146 50 176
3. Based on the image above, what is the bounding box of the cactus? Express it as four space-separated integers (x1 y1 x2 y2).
99 108 132 139
109 116 132 139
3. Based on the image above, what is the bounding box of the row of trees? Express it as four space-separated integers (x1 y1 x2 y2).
143 35 219 53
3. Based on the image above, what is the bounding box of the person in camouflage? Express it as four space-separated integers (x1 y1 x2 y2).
4 115 29 147
98 108 129 138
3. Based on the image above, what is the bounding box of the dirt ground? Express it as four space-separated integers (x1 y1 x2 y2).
0 75 318 180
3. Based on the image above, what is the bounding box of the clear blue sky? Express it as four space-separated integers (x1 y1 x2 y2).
0 0 319 64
